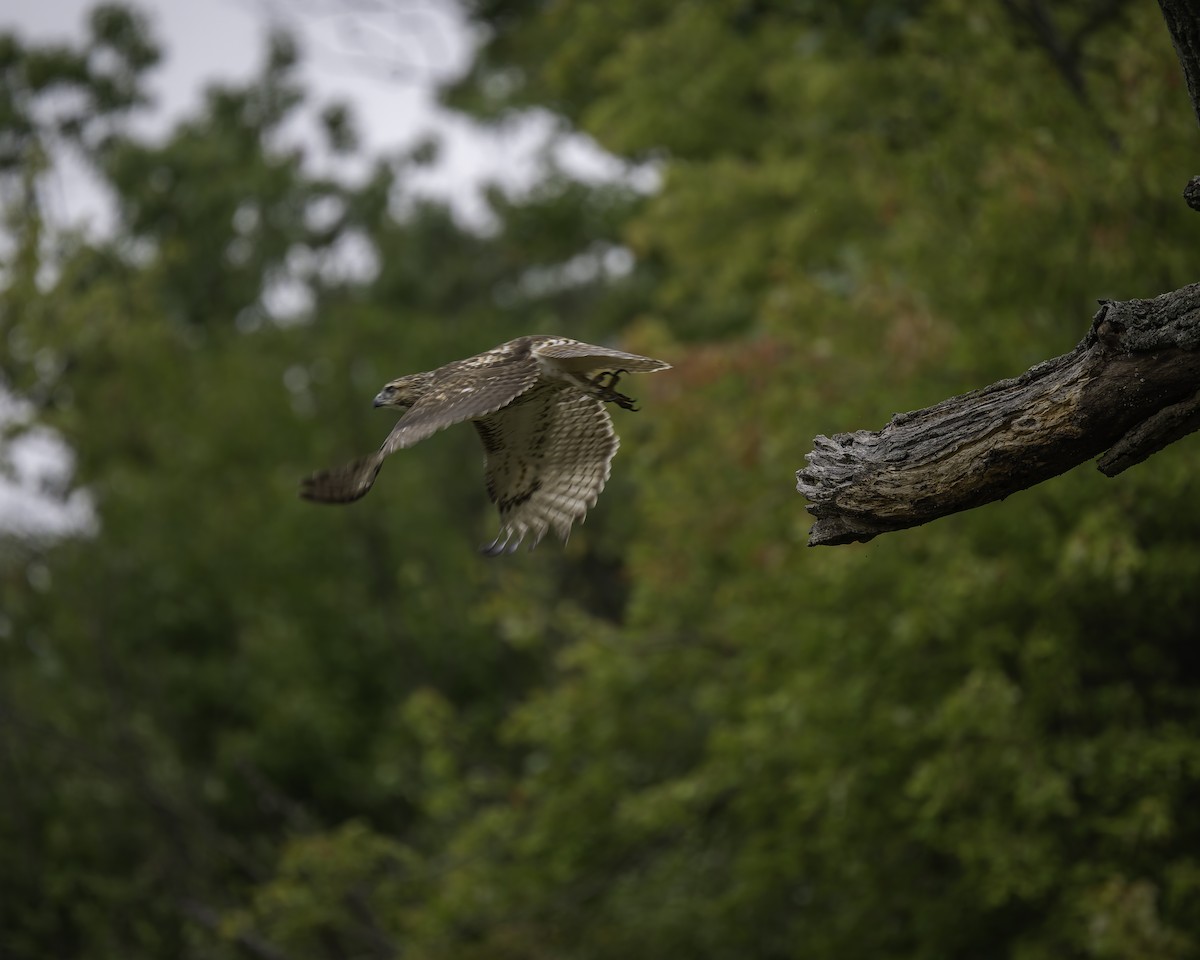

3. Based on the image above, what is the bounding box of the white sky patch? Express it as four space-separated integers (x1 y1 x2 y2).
1 0 646 231
0 397 97 538
319 228 381 286
517 243 638 299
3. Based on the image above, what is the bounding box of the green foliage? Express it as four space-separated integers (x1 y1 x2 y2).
2 1 1200 958
0 3 156 175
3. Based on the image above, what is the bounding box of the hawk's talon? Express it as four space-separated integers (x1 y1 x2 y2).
598 386 639 410
590 369 638 410
591 369 626 390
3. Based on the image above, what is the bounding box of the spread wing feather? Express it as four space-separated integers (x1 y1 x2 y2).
473 385 618 555
531 339 671 375
381 349 541 455
301 347 540 504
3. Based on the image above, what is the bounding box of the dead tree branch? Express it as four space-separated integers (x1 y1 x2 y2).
797 287 1200 546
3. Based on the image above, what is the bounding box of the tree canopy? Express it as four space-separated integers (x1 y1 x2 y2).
2 2 1200 958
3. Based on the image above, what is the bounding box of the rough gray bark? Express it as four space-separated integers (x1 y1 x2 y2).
798 288 1200 545
796 1 1200 546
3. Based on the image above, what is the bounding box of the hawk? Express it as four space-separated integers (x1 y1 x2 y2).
300 335 671 554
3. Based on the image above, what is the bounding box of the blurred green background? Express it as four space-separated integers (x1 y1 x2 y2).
3 2 1200 957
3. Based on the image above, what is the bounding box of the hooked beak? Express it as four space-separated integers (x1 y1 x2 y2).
373 392 388 408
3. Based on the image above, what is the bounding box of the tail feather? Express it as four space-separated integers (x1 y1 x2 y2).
300 454 384 504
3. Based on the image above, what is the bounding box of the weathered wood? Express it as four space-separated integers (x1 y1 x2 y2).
1186 175 1200 212
797 285 1200 546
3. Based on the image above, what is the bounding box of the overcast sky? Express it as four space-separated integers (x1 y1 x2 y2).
0 0 627 536
3 0 624 227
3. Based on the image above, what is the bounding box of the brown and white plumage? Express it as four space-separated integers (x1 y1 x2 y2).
300 335 671 554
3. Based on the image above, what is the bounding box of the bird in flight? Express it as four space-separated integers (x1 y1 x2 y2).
301 335 671 554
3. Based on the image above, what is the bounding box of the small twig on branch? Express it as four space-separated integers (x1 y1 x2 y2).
796 285 1200 546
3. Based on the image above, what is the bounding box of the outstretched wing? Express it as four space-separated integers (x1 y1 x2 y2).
474 385 619 555
301 343 541 505
531 338 671 375
380 346 542 455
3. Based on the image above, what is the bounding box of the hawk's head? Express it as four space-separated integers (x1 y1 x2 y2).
373 373 432 409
